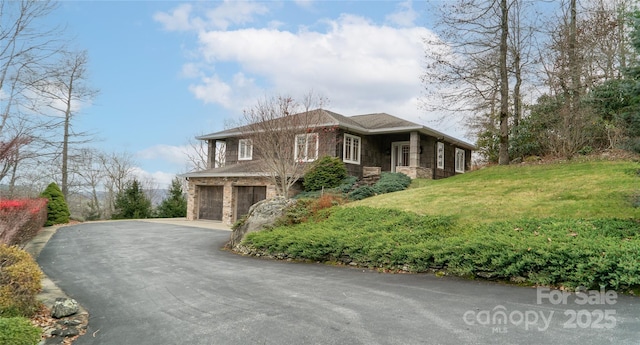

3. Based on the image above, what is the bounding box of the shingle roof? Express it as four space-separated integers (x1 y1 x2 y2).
196 109 475 150
183 160 268 178
349 113 420 130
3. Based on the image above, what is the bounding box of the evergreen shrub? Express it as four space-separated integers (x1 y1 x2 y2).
0 317 42 345
39 183 69 226
303 156 348 192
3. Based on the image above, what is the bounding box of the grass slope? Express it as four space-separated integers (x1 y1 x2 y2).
243 159 640 291
354 160 640 224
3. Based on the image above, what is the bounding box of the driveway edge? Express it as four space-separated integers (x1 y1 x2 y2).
24 224 89 344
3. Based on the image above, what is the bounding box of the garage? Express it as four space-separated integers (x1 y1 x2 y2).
235 186 267 219
198 186 224 221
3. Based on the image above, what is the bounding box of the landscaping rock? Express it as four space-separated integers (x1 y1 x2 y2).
51 298 79 318
230 197 296 248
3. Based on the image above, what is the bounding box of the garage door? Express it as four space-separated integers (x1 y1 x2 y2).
199 186 223 221
236 186 267 219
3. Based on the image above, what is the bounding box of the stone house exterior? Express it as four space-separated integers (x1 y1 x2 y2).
183 109 475 224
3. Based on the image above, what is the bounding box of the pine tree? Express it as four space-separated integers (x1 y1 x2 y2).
156 177 187 218
39 182 70 226
111 179 152 219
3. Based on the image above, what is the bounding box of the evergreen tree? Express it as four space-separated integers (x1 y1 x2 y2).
156 177 187 218
39 182 70 226
112 179 152 219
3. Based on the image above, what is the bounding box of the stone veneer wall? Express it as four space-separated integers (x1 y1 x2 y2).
187 176 277 225
395 166 433 179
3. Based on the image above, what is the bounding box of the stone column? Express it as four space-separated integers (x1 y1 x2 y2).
186 179 197 220
409 131 420 167
207 140 215 169
222 180 234 224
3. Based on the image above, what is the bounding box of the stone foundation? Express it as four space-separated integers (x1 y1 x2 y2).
395 166 433 179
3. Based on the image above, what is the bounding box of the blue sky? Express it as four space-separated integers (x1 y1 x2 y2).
51 0 464 187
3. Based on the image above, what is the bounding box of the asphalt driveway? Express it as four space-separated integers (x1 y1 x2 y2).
37 221 639 345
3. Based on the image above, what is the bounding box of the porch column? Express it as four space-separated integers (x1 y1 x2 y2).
409 131 420 167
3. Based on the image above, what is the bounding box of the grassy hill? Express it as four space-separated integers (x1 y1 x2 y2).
354 159 640 224
242 158 640 291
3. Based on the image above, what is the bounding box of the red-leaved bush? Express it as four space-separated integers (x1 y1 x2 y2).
0 198 48 247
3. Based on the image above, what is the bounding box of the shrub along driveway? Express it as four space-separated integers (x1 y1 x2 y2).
38 221 639 345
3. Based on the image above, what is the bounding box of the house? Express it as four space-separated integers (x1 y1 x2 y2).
183 109 475 224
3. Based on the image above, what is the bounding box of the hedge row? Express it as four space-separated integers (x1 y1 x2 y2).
243 206 640 290
0 244 42 318
0 199 48 246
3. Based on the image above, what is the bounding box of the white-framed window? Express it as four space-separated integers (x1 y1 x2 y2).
294 133 318 162
343 133 361 164
437 142 445 169
238 139 253 161
455 148 465 173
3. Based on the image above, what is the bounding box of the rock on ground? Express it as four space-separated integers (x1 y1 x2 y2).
229 197 296 249
51 298 79 318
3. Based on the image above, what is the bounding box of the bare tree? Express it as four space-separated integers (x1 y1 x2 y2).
0 1 64 186
422 0 540 164
32 50 98 199
72 148 104 220
99 151 135 219
498 0 510 164
239 92 327 197
535 0 634 157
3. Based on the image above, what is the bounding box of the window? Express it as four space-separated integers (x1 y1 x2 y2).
238 139 252 161
294 133 318 162
343 134 361 164
455 148 465 173
437 142 445 169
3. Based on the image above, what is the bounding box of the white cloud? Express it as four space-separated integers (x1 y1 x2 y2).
137 144 192 166
133 143 205 188
154 1 269 32
294 0 314 9
190 14 437 116
204 1 269 30
131 167 176 189
153 4 197 31
385 0 419 28
188 74 233 107
157 2 471 142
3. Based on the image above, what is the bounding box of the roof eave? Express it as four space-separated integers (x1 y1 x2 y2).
180 171 271 178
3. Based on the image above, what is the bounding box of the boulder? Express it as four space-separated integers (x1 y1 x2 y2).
230 197 296 248
51 297 79 318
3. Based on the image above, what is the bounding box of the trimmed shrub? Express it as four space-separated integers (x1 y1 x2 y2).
373 172 411 194
337 176 358 193
39 183 70 227
0 317 42 345
348 185 376 200
0 245 42 317
0 199 48 246
303 156 348 191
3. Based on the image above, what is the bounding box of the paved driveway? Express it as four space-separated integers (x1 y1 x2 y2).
38 221 639 345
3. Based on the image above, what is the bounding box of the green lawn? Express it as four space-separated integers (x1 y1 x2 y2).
242 159 640 291
354 160 640 224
